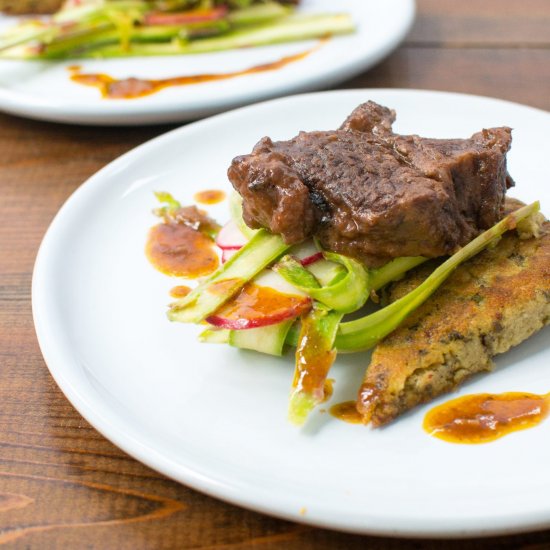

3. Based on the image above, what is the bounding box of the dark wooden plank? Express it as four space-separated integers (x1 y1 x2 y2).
343 47 550 111
410 0 550 45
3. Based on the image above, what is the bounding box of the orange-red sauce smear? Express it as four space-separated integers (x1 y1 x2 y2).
169 285 192 298
329 401 364 424
146 205 220 278
322 379 334 403
146 222 219 278
68 39 327 100
194 189 226 205
293 318 336 400
212 284 310 325
424 392 550 444
208 278 244 296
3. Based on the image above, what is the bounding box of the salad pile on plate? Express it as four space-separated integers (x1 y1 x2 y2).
160 191 541 426
0 0 354 59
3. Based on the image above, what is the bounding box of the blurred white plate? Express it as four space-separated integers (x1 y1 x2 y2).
0 0 414 125
33 90 550 537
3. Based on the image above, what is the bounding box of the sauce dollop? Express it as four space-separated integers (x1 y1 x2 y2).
69 41 326 99
329 401 364 424
194 189 226 205
424 392 550 444
146 222 219 278
146 202 221 278
169 285 192 298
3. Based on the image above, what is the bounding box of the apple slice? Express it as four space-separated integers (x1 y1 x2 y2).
216 219 249 250
206 269 311 330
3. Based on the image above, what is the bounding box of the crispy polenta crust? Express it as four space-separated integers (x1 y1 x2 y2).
357 206 550 426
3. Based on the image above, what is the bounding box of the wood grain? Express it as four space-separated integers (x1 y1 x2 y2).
343 48 550 111
407 0 550 45
1 1 549 548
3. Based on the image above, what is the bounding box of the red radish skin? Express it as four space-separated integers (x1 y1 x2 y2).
144 7 228 26
288 241 323 266
206 279 311 330
300 252 323 266
206 305 306 330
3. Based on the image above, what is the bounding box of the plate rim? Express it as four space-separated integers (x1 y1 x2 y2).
32 88 550 538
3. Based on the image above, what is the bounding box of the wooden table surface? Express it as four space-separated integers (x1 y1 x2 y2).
1 1 549 548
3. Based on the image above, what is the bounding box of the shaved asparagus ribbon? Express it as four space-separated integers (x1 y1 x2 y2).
288 304 343 425
275 251 427 314
0 2 354 59
335 201 541 352
275 252 370 313
168 229 290 324
169 194 539 426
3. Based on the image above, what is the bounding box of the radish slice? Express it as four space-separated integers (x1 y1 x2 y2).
288 240 323 266
253 269 309 297
206 305 307 330
221 248 238 263
289 240 318 259
216 220 249 250
206 269 311 329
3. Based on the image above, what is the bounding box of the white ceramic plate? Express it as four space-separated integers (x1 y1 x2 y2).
0 0 414 125
33 90 550 537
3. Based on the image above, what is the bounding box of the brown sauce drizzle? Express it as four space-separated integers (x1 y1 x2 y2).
169 285 192 298
424 392 550 444
293 320 336 400
194 189 226 205
355 382 381 422
68 40 327 99
146 222 219 278
211 283 309 324
330 401 364 424
322 379 334 403
170 205 220 235
208 278 244 296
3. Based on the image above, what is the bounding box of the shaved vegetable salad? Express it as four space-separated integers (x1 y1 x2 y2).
155 192 540 426
0 0 354 59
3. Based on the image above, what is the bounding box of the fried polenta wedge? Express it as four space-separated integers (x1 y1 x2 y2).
357 201 549 426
